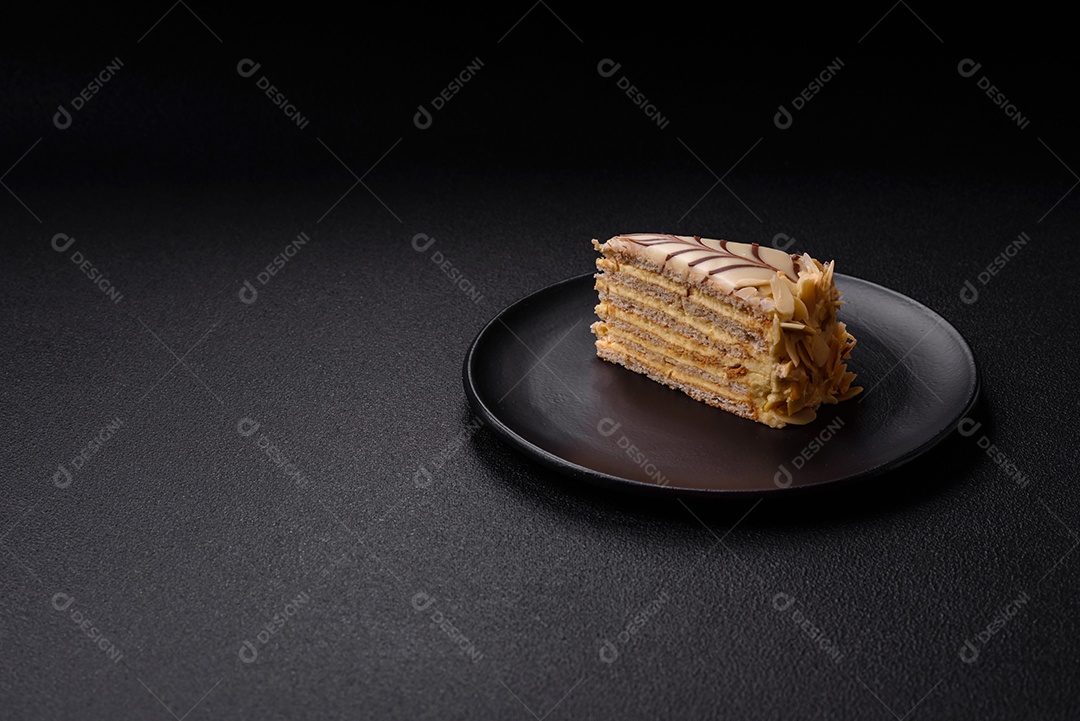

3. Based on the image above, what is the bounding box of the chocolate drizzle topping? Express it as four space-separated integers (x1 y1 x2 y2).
618 233 799 282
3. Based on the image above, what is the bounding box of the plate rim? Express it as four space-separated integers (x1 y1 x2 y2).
463 272 981 497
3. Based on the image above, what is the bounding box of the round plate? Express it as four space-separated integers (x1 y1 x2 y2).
463 273 978 496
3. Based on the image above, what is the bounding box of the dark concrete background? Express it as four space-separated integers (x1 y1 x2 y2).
2 5 1077 719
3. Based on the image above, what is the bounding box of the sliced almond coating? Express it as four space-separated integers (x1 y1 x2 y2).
797 275 817 305
799 253 819 273
784 333 801 366
827 337 842 374
775 407 817 425
796 340 815 369
770 274 795 320
822 261 835 290
770 315 783 344
791 296 810 323
811 333 831 367
734 276 772 288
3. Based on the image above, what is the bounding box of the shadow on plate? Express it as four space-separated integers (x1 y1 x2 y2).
466 394 990 533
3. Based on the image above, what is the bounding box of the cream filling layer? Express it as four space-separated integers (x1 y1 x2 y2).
597 257 769 332
592 308 773 394
595 325 756 397
595 276 766 355
595 337 761 409
595 345 757 421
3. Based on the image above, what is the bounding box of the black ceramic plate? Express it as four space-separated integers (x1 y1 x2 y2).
463 273 978 496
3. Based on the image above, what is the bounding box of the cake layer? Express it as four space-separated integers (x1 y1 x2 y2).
595 279 762 357
593 250 781 423
596 340 759 422
596 257 770 331
592 234 861 428
596 293 747 360
593 302 774 395
594 302 771 378
594 323 759 399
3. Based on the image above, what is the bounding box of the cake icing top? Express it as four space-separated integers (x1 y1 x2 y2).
601 233 830 316
611 233 798 284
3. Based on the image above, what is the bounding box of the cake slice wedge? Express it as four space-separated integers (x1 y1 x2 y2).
591 233 861 428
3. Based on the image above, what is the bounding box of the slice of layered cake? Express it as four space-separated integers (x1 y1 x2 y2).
591 233 861 428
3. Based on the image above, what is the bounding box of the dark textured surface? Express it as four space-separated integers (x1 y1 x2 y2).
3 6 1079 720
